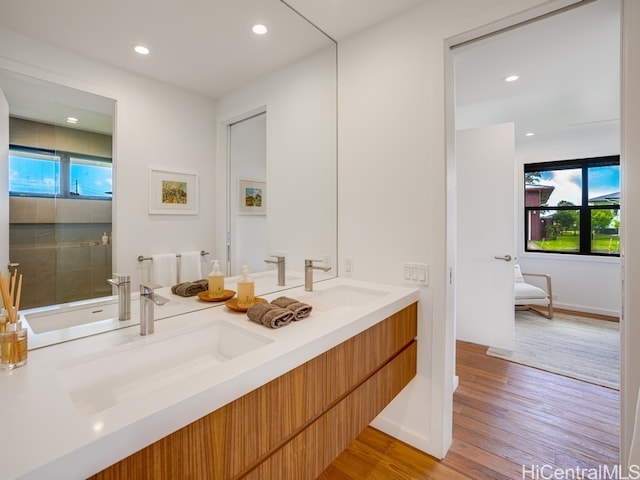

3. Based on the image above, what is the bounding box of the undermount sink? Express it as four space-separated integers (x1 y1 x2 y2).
24 296 184 334
298 284 389 312
54 320 273 414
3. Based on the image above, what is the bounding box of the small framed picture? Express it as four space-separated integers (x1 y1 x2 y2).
238 179 266 215
149 168 199 215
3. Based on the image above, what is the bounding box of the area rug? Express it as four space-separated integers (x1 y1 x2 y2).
486 311 620 389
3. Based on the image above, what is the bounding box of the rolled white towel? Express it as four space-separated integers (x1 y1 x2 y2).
151 253 177 287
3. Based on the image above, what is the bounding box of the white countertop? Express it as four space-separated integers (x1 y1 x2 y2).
0 278 419 480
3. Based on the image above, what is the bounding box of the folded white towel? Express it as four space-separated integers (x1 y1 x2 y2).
151 253 177 287
178 251 202 283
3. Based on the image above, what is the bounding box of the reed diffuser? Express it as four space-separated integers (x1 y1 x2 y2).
0 268 27 369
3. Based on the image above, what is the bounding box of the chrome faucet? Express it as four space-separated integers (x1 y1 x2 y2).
264 255 286 286
107 273 131 321
139 282 169 336
304 259 331 292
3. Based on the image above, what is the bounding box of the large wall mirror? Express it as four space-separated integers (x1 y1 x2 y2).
0 0 337 315
0 69 115 310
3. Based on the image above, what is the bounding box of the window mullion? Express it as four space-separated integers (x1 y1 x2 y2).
580 165 591 253
59 152 70 198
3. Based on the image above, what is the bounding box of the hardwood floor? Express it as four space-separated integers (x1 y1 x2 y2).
319 340 620 479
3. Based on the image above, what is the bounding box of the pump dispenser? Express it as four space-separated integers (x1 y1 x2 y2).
208 260 225 298
236 265 255 308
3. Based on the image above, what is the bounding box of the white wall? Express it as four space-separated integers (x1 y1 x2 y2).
517 255 620 316
215 46 337 278
337 0 575 458
0 27 217 289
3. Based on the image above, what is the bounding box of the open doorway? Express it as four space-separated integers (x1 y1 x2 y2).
450 0 621 387
226 111 267 276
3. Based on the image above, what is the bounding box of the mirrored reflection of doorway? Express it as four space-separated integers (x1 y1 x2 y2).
227 111 267 276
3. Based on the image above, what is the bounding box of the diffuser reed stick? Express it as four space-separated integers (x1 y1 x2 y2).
0 270 22 324
15 275 23 313
0 268 27 369
0 275 13 322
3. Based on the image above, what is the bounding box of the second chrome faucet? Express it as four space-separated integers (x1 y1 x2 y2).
140 283 169 335
304 259 331 291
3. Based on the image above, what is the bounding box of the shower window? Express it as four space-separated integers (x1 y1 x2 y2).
8 149 61 196
9 147 112 199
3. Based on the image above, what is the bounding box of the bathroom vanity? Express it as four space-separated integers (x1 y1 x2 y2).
0 278 419 479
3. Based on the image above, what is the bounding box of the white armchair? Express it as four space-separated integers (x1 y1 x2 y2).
514 264 553 319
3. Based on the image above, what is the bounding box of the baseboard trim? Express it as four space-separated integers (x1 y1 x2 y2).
528 305 619 322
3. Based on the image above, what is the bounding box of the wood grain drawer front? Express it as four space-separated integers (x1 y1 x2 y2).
244 341 418 480
91 303 418 480
325 302 416 404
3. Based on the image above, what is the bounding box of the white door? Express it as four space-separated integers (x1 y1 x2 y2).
0 87 9 277
456 123 515 350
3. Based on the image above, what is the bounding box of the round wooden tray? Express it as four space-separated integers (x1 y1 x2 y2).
225 297 267 312
197 289 235 302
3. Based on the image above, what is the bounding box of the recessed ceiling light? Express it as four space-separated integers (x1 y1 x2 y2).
504 75 519 82
525 132 535 137
66 117 78 124
134 45 150 55
252 24 268 35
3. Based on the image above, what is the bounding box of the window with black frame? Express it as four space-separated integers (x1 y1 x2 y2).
524 156 620 256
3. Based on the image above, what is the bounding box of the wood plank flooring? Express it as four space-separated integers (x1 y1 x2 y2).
319 340 620 479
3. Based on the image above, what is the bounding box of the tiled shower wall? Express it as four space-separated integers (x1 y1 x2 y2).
9 197 112 309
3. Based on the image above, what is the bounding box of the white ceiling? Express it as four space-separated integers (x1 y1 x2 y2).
454 0 620 152
0 0 422 100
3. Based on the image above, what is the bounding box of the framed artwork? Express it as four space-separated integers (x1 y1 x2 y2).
238 179 266 215
149 169 198 215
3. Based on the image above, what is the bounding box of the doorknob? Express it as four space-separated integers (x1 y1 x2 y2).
494 255 512 262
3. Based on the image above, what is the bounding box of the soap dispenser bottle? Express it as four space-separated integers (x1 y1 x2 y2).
236 265 255 308
208 260 225 298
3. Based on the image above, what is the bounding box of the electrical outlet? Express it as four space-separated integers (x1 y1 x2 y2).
344 256 353 277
